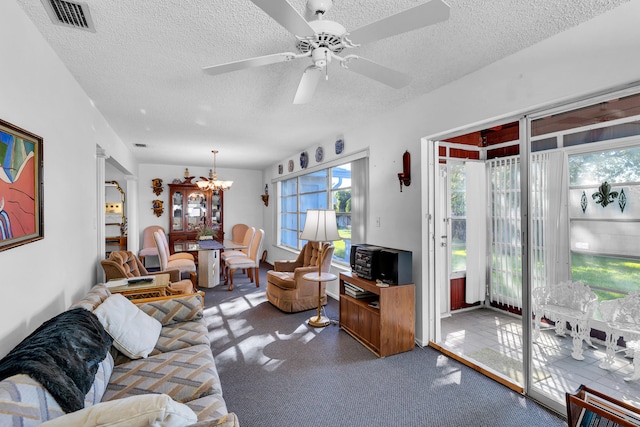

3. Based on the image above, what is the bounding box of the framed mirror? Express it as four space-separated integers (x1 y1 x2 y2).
105 180 126 238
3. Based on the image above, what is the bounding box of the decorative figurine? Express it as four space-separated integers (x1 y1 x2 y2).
151 178 163 196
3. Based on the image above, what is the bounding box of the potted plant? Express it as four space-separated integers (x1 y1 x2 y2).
196 224 218 240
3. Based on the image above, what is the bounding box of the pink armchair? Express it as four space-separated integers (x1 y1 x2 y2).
266 242 334 313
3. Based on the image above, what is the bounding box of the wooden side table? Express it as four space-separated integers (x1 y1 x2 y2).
303 272 337 328
108 274 170 300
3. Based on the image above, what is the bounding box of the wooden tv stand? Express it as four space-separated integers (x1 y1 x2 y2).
339 271 415 357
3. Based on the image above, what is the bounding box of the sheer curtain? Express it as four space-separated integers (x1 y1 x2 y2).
465 161 487 304
531 151 569 289
350 157 368 245
488 156 522 309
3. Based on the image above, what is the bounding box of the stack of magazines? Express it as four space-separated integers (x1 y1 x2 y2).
344 282 374 299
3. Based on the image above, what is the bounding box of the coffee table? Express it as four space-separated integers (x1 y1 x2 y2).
107 274 170 299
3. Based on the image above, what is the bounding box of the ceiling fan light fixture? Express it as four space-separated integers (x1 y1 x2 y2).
307 0 333 16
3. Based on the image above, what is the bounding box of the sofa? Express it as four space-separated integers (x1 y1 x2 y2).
0 284 238 427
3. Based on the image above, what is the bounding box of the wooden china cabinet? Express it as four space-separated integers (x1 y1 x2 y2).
168 178 224 252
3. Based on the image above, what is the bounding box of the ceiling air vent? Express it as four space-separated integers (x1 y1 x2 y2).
41 0 95 32
134 144 147 148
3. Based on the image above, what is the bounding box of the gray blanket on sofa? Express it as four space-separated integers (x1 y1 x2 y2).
0 307 112 413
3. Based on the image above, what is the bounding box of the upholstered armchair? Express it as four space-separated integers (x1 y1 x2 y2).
100 251 194 294
266 242 334 313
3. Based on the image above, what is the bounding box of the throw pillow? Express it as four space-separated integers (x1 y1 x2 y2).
94 294 162 359
39 393 198 427
138 293 204 325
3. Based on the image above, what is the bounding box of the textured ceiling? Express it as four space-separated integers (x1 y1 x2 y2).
16 0 629 170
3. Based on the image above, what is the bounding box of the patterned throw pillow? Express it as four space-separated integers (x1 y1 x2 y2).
68 284 111 312
137 293 204 325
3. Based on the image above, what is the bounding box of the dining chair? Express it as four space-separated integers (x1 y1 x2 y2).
231 223 250 243
153 230 197 286
138 225 164 266
221 226 255 264
224 229 264 291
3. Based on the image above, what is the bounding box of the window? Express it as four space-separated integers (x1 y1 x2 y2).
278 163 352 263
449 164 466 273
568 146 640 301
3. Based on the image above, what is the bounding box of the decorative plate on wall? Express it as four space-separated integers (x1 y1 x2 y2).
315 146 324 162
335 138 344 154
300 151 309 169
288 160 294 172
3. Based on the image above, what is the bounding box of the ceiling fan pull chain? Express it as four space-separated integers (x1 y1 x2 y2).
325 51 329 80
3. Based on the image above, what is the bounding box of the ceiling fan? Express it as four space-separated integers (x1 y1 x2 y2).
202 0 450 104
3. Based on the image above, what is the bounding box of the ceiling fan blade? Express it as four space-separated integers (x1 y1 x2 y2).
343 56 412 89
348 0 450 45
250 0 315 37
293 66 323 104
202 52 298 75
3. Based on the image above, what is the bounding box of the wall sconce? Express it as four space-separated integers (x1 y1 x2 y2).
261 184 269 207
397 150 411 192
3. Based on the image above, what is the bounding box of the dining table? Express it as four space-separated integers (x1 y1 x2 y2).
174 239 247 288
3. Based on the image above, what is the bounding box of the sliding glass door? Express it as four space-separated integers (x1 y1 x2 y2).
427 89 640 413
527 91 640 410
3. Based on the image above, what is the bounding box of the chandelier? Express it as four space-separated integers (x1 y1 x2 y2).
197 150 233 191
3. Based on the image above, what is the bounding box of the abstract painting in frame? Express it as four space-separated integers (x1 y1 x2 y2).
0 119 43 252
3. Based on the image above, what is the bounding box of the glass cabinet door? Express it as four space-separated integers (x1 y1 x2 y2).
172 191 183 231
186 191 207 231
211 191 221 226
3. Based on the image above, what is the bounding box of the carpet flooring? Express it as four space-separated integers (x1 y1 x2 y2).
199 264 566 427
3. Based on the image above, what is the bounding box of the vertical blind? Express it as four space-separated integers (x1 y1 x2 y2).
489 156 523 309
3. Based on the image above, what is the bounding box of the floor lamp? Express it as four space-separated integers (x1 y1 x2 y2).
300 209 341 327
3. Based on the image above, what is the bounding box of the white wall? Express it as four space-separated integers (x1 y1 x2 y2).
262 0 640 345
0 1 130 356
136 164 264 255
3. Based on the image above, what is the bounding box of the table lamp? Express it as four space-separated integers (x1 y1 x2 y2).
300 209 341 327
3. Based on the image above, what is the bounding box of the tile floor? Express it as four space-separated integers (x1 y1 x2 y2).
439 308 640 408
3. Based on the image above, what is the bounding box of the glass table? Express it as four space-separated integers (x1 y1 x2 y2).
174 240 246 288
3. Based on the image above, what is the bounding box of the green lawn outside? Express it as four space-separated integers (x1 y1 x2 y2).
468 250 639 302
571 252 640 301
333 229 352 261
